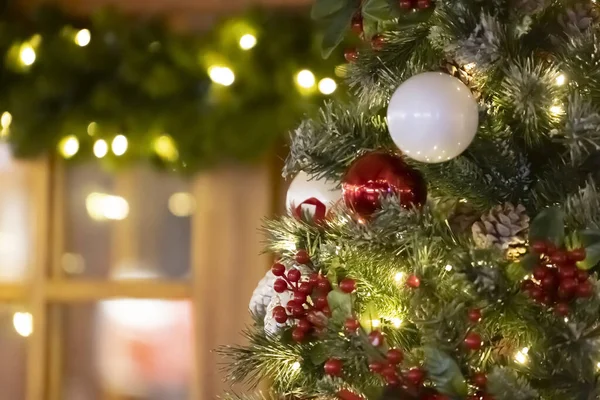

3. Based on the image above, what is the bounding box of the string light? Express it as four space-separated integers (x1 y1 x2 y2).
1 112 12 129
111 134 128 156
291 361 301 371
20 44 36 66
371 319 381 328
93 139 108 158
13 312 33 337
394 271 405 283
239 34 257 50
596 361 600 370
514 347 529 364
445 264 453 271
168 192 196 217
296 69 315 89
59 135 79 158
75 29 91 47
391 317 402 328
208 66 235 86
318 78 337 95
86 193 129 221
555 74 566 86
550 104 564 115
154 135 178 161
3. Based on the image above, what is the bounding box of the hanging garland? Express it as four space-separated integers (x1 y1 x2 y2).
0 5 342 173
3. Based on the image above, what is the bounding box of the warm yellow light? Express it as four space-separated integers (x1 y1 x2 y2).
208 66 235 86
556 74 566 86
371 319 381 328
394 271 405 283
75 29 91 47
168 192 196 217
93 139 108 158
296 70 316 89
87 122 97 136
291 361 301 371
20 44 36 66
86 193 129 221
111 135 128 156
239 34 257 50
391 318 402 328
550 105 564 115
597 361 600 370
1 112 12 129
515 347 529 364
445 264 453 271
154 135 178 161
318 78 337 95
59 135 80 158
13 312 33 337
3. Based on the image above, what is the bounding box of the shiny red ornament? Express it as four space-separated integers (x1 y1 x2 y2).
416 0 431 8
271 263 286 276
406 367 425 386
344 48 359 63
340 278 357 293
472 372 487 388
368 330 385 347
464 332 483 350
342 151 427 218
468 308 482 323
295 250 311 264
407 274 421 289
324 358 343 376
386 349 404 364
274 279 288 293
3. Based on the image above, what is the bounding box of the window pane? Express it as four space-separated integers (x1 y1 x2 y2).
64 301 193 400
64 163 192 280
0 305 27 399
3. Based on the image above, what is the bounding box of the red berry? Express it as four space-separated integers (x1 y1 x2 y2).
308 273 320 285
299 282 313 294
416 0 431 8
272 263 286 276
344 318 360 332
274 313 288 324
386 349 404 365
291 304 305 318
385 372 400 385
529 286 544 301
550 251 568 265
274 278 288 293
344 48 359 63
294 291 307 304
569 248 587 262
541 274 557 290
288 268 302 282
560 277 578 295
555 302 570 316
371 34 385 50
406 367 425 386
295 250 310 264
557 285 574 300
558 264 576 280
407 274 421 288
324 358 343 376
317 278 332 293
399 0 413 9
468 308 482 323
531 240 547 254
351 16 363 34
577 280 594 298
286 300 299 311
314 296 328 310
521 279 535 291
464 332 483 350
368 330 384 347
292 327 306 342
296 318 312 332
322 305 332 317
546 242 558 255
340 278 357 293
369 361 385 373
576 269 589 282
472 372 487 388
380 364 397 378
533 266 550 280
541 293 554 306
273 305 286 315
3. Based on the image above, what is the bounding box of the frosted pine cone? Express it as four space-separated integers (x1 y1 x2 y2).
472 203 530 260
249 271 278 319
264 291 293 336
560 3 599 33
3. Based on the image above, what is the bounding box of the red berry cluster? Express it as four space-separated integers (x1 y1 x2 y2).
466 372 494 400
521 241 592 316
399 0 432 10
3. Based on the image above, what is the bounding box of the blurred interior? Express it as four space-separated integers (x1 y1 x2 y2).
0 0 317 398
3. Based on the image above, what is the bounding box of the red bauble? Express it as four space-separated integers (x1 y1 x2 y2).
577 280 594 298
371 34 385 50
555 302 570 316
531 240 547 254
274 279 288 293
340 278 357 293
351 15 363 34
272 263 286 276
324 358 343 376
407 274 421 288
345 318 360 332
386 349 404 365
344 48 359 62
399 0 413 9
569 248 587 262
369 330 385 347
288 268 302 282
472 372 487 388
406 367 425 386
342 152 427 218
295 250 311 264
416 0 431 8
464 332 483 350
292 327 306 342
468 308 482 323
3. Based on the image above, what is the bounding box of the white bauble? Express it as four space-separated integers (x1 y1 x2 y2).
249 271 278 319
286 171 341 217
263 290 293 336
386 72 479 163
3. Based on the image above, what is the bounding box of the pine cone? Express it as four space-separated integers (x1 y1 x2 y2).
560 3 599 34
471 203 530 260
448 201 480 234
441 59 481 101
249 270 278 319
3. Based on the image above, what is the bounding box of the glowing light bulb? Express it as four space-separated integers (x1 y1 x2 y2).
556 74 566 86
391 318 402 328
168 192 196 217
291 361 301 371
93 139 108 158
394 272 405 283
445 264 453 271
318 78 337 95
111 135 128 156
208 66 235 86
1 112 12 129
515 347 529 364
296 70 315 89
59 135 79 158
597 361 600 369
75 29 91 47
371 319 381 328
154 135 178 161
239 34 257 50
20 44 36 66
550 105 564 115
86 193 129 221
13 312 33 337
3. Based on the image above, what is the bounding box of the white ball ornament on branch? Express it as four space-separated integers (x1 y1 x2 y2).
286 171 341 222
386 72 479 163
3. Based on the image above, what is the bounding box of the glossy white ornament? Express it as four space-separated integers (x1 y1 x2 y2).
387 72 479 163
286 171 341 215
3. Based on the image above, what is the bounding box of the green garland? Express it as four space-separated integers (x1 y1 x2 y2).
0 4 342 173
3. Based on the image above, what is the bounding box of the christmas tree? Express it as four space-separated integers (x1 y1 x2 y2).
222 1 600 399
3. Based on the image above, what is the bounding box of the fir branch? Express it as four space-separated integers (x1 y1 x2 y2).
564 180 600 230
487 366 539 400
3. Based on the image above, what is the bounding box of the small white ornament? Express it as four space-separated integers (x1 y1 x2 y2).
264 291 293 336
249 271 277 319
386 72 479 163
286 171 341 217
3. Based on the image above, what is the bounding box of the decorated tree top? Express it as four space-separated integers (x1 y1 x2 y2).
222 1 600 400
